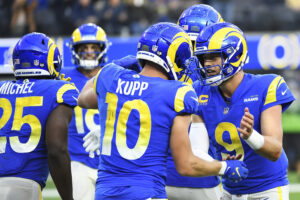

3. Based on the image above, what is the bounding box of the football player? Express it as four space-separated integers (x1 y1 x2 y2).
78 22 248 200
0 32 78 200
60 23 110 200
166 4 224 200
193 22 295 200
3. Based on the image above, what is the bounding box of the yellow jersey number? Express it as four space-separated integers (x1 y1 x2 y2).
215 122 245 160
74 106 99 134
0 97 43 153
102 92 151 160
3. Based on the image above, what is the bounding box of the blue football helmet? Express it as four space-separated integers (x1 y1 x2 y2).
70 23 110 69
178 4 223 43
13 32 62 79
136 22 195 81
194 22 249 86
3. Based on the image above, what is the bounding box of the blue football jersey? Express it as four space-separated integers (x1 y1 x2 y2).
0 78 78 188
61 67 100 169
193 73 295 194
93 64 198 198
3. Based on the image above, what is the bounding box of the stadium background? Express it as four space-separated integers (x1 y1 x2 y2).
0 0 300 199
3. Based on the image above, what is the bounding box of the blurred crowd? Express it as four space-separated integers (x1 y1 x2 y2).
1 0 300 38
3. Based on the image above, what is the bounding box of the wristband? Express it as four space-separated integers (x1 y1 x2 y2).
245 129 264 150
218 161 227 175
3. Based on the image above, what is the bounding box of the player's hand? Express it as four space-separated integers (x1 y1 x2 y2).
237 107 254 140
222 154 243 161
112 55 142 72
83 126 101 158
222 160 248 183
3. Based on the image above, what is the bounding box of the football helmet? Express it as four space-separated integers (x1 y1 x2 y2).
70 23 110 69
194 22 249 86
136 22 195 81
178 4 223 43
13 32 62 79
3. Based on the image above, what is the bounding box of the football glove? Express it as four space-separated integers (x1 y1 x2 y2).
221 160 248 183
112 55 142 72
83 126 101 158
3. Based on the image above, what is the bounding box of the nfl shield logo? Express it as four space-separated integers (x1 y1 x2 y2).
223 107 229 114
183 25 188 30
34 59 39 66
14 59 20 65
152 45 158 52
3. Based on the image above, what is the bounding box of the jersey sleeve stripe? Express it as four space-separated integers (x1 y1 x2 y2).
174 85 193 112
56 83 78 103
264 76 284 106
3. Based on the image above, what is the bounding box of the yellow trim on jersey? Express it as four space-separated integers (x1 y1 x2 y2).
174 84 194 112
264 76 285 105
93 67 104 93
57 83 78 103
72 29 82 43
277 186 283 200
167 32 192 73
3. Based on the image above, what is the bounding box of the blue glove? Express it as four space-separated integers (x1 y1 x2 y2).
221 160 248 183
112 55 142 73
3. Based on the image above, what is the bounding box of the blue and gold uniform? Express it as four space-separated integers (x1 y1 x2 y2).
61 67 99 168
166 4 223 193
193 73 295 194
0 79 78 188
93 64 198 199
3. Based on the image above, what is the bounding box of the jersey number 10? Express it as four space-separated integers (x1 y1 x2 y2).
101 92 151 160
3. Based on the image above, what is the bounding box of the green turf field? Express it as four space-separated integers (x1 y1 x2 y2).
43 171 300 200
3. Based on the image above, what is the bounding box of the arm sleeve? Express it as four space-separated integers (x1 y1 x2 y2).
189 122 214 161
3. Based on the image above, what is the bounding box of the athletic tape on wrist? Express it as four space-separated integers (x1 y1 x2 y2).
245 129 264 150
218 161 227 175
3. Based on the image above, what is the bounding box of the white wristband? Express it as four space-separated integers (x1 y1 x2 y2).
245 129 264 150
218 161 227 175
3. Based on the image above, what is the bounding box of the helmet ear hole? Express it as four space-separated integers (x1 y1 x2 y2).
42 39 45 45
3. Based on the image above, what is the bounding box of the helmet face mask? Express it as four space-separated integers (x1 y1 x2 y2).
70 23 110 70
13 32 62 79
194 22 248 86
136 22 196 82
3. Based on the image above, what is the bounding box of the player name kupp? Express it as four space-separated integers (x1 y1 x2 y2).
116 78 149 96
